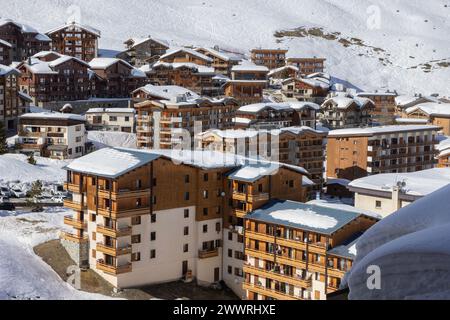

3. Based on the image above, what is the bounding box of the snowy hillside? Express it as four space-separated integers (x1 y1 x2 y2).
1 0 450 95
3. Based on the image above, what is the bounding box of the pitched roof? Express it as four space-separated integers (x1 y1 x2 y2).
46 21 101 37
133 84 200 102
126 37 169 49
195 47 242 62
89 58 133 69
328 125 441 137
405 102 450 117
238 102 320 114
0 39 12 48
0 64 20 77
232 61 269 72
20 112 85 121
160 47 213 63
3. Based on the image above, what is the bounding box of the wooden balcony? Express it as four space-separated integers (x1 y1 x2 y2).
198 248 219 259
248 193 270 203
63 216 87 230
61 231 88 243
96 207 151 219
234 209 248 219
232 192 247 201
245 248 275 263
63 199 86 211
96 225 132 238
243 282 298 300
64 182 83 194
96 243 132 257
96 260 132 275
97 188 151 201
243 265 312 289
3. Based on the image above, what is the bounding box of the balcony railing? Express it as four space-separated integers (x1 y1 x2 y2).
96 225 132 238
61 231 88 243
96 260 132 275
63 215 87 230
198 248 219 259
96 242 132 257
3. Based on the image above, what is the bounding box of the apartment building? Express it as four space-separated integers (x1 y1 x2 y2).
243 200 378 300
119 37 169 67
268 66 299 86
195 47 242 76
286 58 326 76
437 138 450 168
61 147 310 291
85 108 135 133
233 102 319 130
16 112 88 159
16 51 91 105
88 58 148 98
159 47 213 66
198 126 327 191
251 49 288 70
402 102 450 136
281 76 330 104
356 91 398 125
224 61 269 105
0 18 51 62
145 61 222 97
133 85 239 149
1 65 32 132
326 125 440 181
320 94 375 130
348 168 450 218
46 21 100 62
0 39 12 65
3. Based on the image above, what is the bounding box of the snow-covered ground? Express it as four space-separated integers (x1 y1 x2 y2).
1 0 450 95
0 154 69 184
88 131 137 150
345 184 450 299
0 208 112 300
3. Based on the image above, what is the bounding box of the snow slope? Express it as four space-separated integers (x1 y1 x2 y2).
1 0 449 95
0 154 69 184
345 184 450 299
0 208 112 300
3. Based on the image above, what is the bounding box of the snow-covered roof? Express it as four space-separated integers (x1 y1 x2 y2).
356 91 397 97
21 55 88 74
268 65 299 77
134 84 200 102
237 102 320 114
126 37 169 49
246 200 366 235
227 162 308 183
405 102 450 118
232 60 269 72
323 96 374 110
232 117 253 125
395 95 439 108
326 178 351 187
298 77 330 89
307 199 381 220
89 58 133 70
18 91 33 102
348 168 450 198
160 47 213 63
86 108 135 114
328 125 441 137
437 137 450 157
0 39 12 47
395 118 429 124
0 19 48 39
19 112 85 122
46 21 101 37
0 64 20 77
195 47 242 62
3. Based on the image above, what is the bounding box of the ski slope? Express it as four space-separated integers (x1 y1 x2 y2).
1 0 449 95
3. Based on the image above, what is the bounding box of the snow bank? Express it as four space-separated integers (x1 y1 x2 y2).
346 184 450 299
88 131 138 150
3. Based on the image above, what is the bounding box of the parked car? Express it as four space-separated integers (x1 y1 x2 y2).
0 187 12 198
0 202 15 211
11 188 27 198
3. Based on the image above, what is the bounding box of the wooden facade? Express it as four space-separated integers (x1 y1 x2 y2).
0 40 12 65
0 19 51 62
46 22 100 62
281 78 329 104
287 58 326 75
356 92 398 125
320 97 375 130
195 47 241 76
251 49 287 70
119 37 169 67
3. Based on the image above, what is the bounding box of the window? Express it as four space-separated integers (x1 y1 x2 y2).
132 252 141 262
151 214 156 223
136 198 142 207
203 208 208 216
92 232 96 241
228 266 232 274
216 222 221 232
183 244 189 253
203 190 208 199
258 184 263 192
376 200 382 209
150 232 156 241
91 249 96 258
289 180 294 188
90 213 96 222
109 116 117 122
131 216 141 225
132 234 141 244
136 179 142 188
185 175 190 183
184 226 189 236
228 232 233 241
234 268 243 277
203 173 209 181
184 192 190 201
124 116 130 122
150 250 156 259
184 209 189 218
203 225 208 233
228 249 232 258
152 178 157 187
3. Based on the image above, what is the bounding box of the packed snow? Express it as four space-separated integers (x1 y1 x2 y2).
270 209 338 229
345 184 450 299
88 131 138 150
0 208 113 300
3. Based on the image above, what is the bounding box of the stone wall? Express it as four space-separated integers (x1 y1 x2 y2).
61 238 89 267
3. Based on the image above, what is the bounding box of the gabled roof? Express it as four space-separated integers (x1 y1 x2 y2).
151 61 215 75
195 47 242 62
46 21 101 37
227 162 308 183
0 64 20 77
268 65 299 77
322 96 374 110
125 37 169 49
237 102 320 114
160 47 213 63
20 112 85 121
0 39 12 48
328 125 441 137
405 102 450 118
89 58 133 70
232 61 269 72
0 19 50 41
19 54 89 74
133 84 200 102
